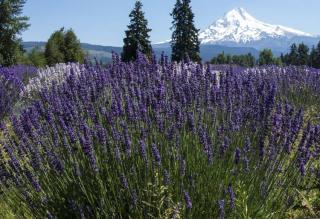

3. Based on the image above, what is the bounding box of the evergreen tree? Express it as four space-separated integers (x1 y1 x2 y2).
288 43 299 65
226 54 232 64
216 52 226 64
171 0 200 62
315 41 320 68
245 53 255 67
258 49 274 65
45 28 65 66
297 43 309 65
0 0 29 66
122 1 152 62
309 46 318 68
64 29 84 63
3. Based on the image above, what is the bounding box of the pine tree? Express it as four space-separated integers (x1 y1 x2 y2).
122 1 152 62
297 43 309 66
309 46 318 68
64 29 84 63
258 49 274 65
216 52 226 64
0 0 29 66
315 41 320 68
288 43 299 65
246 53 255 67
171 0 200 62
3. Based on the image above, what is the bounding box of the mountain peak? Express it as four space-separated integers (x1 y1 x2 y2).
226 7 249 18
199 7 313 45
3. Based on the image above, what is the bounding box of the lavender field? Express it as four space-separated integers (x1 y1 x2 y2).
0 54 320 218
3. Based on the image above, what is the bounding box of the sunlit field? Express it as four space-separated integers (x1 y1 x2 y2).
0 55 319 218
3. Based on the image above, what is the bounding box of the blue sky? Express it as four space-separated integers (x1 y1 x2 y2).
22 0 320 46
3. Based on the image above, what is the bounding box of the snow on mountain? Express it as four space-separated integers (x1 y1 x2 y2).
199 7 313 45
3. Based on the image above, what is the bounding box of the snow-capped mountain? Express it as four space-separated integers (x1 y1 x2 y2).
199 7 313 45
198 7 319 51
156 7 319 52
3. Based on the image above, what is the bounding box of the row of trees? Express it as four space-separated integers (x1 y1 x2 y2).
122 0 200 62
210 52 256 67
210 49 282 67
281 42 320 68
210 42 320 68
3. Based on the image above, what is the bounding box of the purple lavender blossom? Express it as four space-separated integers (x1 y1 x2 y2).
228 184 235 209
151 143 161 167
119 173 129 190
139 140 148 164
234 147 241 165
184 191 192 209
25 170 41 192
218 199 225 219
79 136 98 172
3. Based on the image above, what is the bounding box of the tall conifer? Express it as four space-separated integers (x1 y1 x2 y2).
0 0 29 66
122 1 152 62
297 43 309 66
171 0 200 62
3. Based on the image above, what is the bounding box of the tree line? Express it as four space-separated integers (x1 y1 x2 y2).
210 42 320 68
281 42 320 68
210 49 282 67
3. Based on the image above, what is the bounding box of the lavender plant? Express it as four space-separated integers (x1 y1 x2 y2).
0 65 37 120
0 55 319 218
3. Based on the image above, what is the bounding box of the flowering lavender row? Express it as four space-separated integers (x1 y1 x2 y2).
23 63 85 97
0 65 37 120
0 55 319 218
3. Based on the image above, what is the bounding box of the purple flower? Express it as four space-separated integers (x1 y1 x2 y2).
218 199 225 219
25 170 41 192
163 169 170 185
131 189 138 206
184 191 192 209
119 173 129 190
234 147 241 165
151 143 161 167
187 112 195 132
139 140 148 165
228 184 235 209
220 137 230 158
299 161 306 176
79 136 98 172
